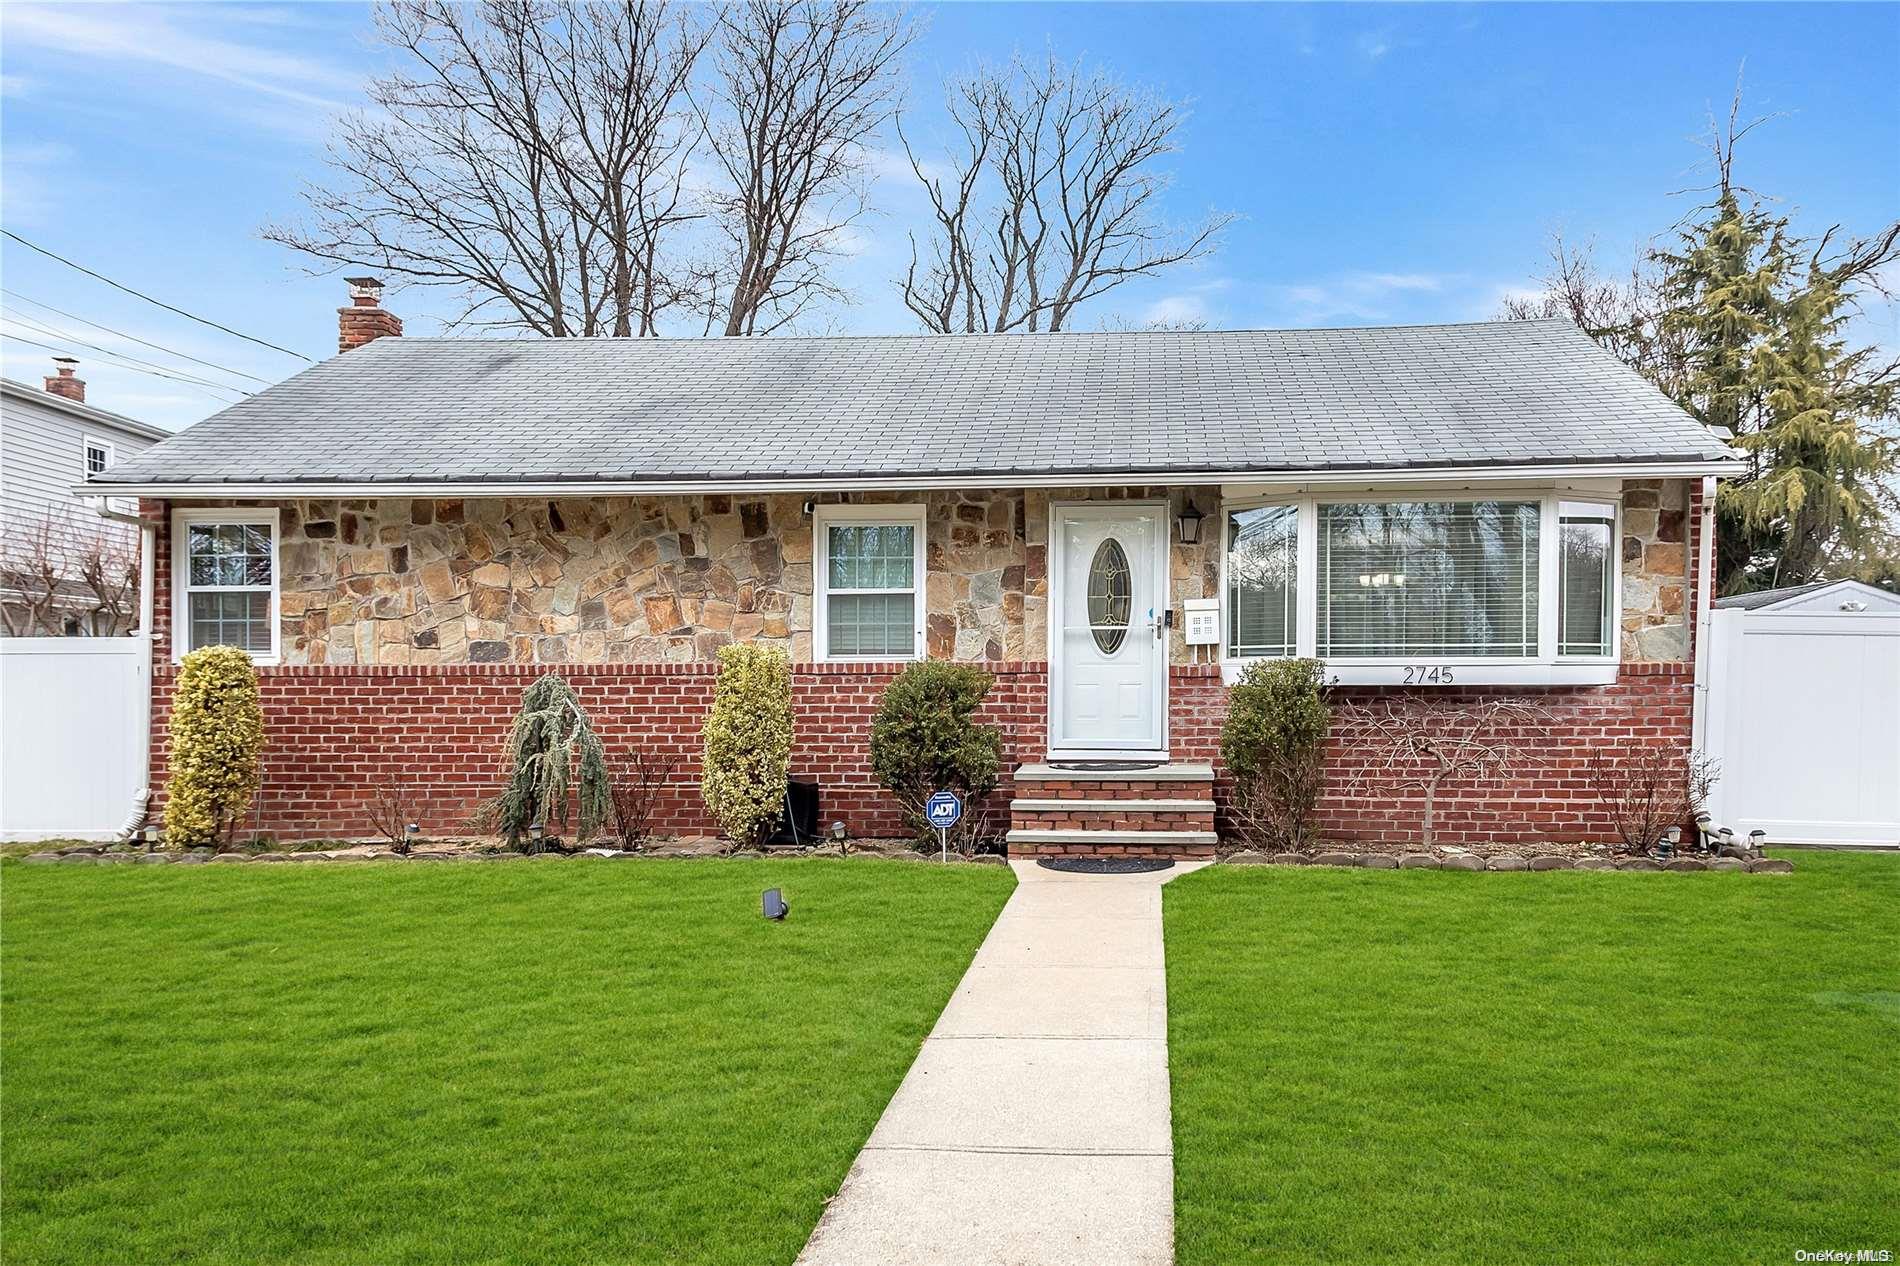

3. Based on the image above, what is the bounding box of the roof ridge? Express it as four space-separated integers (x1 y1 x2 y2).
375 317 1578 346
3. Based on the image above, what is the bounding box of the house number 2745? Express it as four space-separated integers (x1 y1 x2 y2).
1402 665 1456 684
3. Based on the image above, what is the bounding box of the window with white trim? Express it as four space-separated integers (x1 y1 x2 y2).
1558 501 1616 656
173 509 279 660
1221 491 1622 671
813 504 925 660
83 437 113 476
1318 500 1540 658
1227 504 1297 658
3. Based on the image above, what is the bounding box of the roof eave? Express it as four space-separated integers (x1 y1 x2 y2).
84 456 1749 500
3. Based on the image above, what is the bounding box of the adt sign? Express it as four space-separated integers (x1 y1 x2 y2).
925 790 963 862
925 790 963 830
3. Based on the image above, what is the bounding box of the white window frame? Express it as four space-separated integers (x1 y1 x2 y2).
1218 487 1623 686
82 435 115 477
171 506 281 665
812 502 927 662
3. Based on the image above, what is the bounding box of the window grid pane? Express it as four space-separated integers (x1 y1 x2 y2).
1318 502 1540 658
827 524 914 590
827 592 914 657
189 591 272 654
1559 509 1614 656
1227 505 1298 657
189 523 273 588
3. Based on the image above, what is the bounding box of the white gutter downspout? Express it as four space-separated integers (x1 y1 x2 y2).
93 499 156 838
1689 475 1717 756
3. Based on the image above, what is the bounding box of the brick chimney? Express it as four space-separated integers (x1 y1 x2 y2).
44 356 86 403
338 277 402 353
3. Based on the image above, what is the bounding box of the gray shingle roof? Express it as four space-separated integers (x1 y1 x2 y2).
95 319 1736 489
1713 582 1835 610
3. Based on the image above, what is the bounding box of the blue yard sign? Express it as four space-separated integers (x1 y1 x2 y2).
925 790 963 863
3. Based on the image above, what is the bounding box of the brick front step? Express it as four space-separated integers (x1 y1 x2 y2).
1008 761 1218 855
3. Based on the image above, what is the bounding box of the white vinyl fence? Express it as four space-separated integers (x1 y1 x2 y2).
1703 609 1900 847
1 637 149 841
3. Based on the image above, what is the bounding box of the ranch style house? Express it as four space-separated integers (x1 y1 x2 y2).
83 280 1743 855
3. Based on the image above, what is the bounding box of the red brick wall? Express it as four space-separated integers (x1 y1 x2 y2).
1171 662 1695 846
148 661 1050 842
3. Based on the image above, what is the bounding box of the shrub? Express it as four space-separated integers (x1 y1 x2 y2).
608 748 679 849
482 673 611 850
869 661 1003 851
1586 742 1721 853
700 644 793 850
164 646 264 848
1220 658 1331 852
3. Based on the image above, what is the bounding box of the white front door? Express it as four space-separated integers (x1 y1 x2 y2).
1050 504 1168 754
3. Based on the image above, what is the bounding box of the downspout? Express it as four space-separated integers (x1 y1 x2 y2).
94 499 156 839
1689 476 1717 755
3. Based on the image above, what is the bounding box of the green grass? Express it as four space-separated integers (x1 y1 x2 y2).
1165 852 1900 1265
1 858 1014 1266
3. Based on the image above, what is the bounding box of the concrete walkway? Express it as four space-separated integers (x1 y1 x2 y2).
797 858 1205 1266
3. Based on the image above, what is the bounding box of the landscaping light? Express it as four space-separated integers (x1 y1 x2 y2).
762 887 789 920
140 825 161 849
529 821 544 852
1176 501 1204 546
1658 826 1679 860
405 823 420 844
830 821 846 842
1748 829 1767 855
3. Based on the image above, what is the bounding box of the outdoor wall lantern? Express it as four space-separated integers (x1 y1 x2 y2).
1176 501 1204 546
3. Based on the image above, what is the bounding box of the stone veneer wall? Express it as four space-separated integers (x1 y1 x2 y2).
177 480 1690 669
223 487 1222 668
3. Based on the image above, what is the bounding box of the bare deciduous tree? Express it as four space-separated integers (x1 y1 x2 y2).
266 0 709 336
607 747 679 848
1585 742 1721 854
1334 697 1549 849
1 513 138 637
705 0 915 335
900 54 1234 334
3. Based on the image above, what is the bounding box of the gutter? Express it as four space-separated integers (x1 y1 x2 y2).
1690 475 1717 756
80 458 1750 501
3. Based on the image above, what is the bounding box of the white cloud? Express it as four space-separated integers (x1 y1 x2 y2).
1356 29 1393 61
0 139 74 227
1143 294 1211 326
2 3 356 136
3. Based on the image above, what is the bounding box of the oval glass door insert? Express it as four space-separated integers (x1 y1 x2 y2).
1087 538 1133 653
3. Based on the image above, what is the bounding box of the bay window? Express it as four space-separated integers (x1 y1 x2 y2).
1222 491 1622 679
172 508 280 662
813 504 926 660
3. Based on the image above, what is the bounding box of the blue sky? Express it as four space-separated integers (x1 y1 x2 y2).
2 1 1895 432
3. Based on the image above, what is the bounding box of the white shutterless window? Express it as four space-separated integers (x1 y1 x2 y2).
1226 503 1298 658
1318 500 1541 658
172 507 280 663
1558 500 1618 657
813 504 926 661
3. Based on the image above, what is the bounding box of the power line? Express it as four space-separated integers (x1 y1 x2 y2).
2 330 248 404
5 307 258 391
2 289 274 385
1 229 313 363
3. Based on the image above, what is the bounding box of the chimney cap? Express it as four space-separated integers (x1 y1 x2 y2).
51 355 80 371
346 276 384 294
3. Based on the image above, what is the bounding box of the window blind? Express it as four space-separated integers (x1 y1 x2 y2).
1227 504 1297 657
1559 503 1615 656
825 523 916 656
1317 501 1539 657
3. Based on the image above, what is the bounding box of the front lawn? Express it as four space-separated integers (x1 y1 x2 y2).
1165 852 1899 1264
1 858 1014 1266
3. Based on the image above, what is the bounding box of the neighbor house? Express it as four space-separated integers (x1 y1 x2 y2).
85 280 1743 853
3 360 167 635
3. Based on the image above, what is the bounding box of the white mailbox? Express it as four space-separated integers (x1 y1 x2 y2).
1182 597 1220 646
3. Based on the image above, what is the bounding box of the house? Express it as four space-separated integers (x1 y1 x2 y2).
86 280 1744 852
3 360 168 635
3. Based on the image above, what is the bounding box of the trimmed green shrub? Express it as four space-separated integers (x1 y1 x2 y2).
700 644 793 850
1220 657 1331 852
869 661 1003 851
482 672 611 850
164 646 264 848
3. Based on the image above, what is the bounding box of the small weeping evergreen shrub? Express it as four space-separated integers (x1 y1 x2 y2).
481 672 611 850
164 646 264 848
700 644 793 851
869 661 1002 851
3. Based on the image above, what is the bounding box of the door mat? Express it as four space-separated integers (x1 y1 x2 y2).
1036 857 1175 874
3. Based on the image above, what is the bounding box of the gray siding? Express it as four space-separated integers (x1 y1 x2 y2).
1 388 158 562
